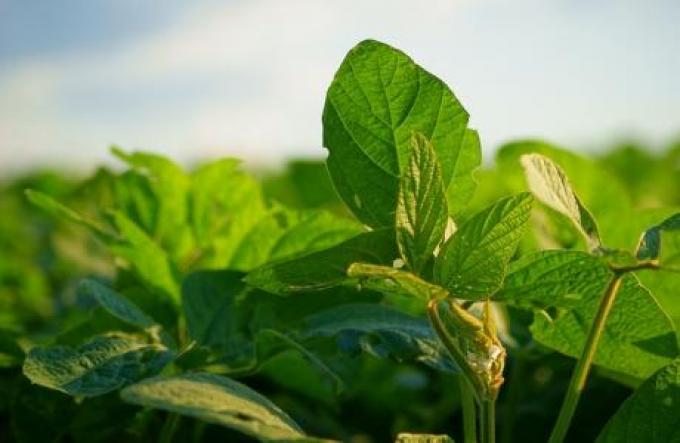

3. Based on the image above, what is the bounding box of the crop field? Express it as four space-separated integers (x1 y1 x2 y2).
1 40 679 443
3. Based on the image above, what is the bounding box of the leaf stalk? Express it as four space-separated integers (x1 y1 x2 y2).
547 273 623 443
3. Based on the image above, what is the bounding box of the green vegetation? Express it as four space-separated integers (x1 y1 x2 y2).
1 39 679 442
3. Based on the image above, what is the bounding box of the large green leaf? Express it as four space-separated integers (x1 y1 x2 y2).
529 271 678 379
323 39 477 227
245 228 398 295
396 133 448 274
495 251 611 309
120 373 311 442
23 336 172 397
434 193 533 299
597 358 680 442
520 153 601 250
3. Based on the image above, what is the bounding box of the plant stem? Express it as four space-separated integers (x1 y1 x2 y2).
548 273 623 443
459 377 478 443
481 398 496 443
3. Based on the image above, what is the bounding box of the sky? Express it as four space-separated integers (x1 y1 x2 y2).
1 0 679 175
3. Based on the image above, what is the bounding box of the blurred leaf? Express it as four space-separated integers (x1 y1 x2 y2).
25 189 112 241
112 148 191 258
182 269 375 375
229 209 362 271
396 133 448 274
0 329 24 368
323 39 476 227
299 303 457 373
108 211 181 305
434 193 533 299
597 358 680 442
23 336 172 397
78 279 155 330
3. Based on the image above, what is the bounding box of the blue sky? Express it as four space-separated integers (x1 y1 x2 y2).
1 0 679 174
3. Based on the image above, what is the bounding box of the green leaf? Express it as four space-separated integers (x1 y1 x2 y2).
245 228 398 295
396 133 448 274
78 279 156 330
395 434 454 443
597 358 680 442
323 39 476 227
447 129 481 216
299 303 457 373
520 153 601 250
120 373 310 442
636 212 680 263
188 158 269 267
530 272 679 380
182 270 375 374
182 270 251 360
112 148 191 257
228 209 363 271
24 189 112 241
108 211 181 305
434 193 533 299
23 336 172 397
495 251 611 309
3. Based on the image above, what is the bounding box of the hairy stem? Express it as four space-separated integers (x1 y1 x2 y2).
548 273 624 443
459 377 478 443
